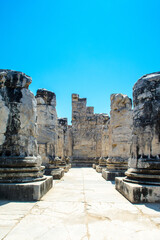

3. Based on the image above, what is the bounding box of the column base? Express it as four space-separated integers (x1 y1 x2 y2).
115 177 160 203
64 164 71 172
58 164 71 173
96 165 106 173
71 158 95 167
102 169 125 181
0 176 53 201
45 168 64 179
92 164 97 169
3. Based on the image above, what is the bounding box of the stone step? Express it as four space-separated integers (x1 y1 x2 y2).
71 160 94 167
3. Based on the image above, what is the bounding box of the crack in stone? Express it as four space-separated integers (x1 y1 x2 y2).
82 169 91 240
134 205 160 229
2 202 37 240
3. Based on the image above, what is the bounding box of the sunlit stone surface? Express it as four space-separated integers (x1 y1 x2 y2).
103 93 133 180
0 70 52 200
36 89 63 178
71 94 109 167
116 72 160 202
0 168 160 240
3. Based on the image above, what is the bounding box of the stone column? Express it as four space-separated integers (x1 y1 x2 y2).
0 70 52 200
56 118 71 172
35 89 64 179
116 72 160 203
102 94 132 180
95 114 110 173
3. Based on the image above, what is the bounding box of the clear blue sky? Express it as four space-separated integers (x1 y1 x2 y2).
0 0 160 123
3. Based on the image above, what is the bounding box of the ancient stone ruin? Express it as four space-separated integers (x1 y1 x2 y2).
71 94 109 167
0 68 159 203
0 70 52 200
116 72 160 203
56 118 72 172
36 89 63 179
102 93 133 180
36 90 72 179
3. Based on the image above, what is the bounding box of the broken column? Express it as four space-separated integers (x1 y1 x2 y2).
116 72 160 203
95 116 110 171
0 70 52 201
102 94 132 180
95 114 110 173
36 89 64 179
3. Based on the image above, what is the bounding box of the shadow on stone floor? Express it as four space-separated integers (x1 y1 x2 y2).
0 200 10 206
0 200 36 206
110 181 115 185
143 203 160 212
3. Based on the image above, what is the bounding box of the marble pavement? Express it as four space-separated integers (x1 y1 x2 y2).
0 168 160 240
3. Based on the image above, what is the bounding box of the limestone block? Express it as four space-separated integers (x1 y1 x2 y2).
36 89 58 167
106 94 133 180
0 176 53 201
71 94 110 166
116 177 160 203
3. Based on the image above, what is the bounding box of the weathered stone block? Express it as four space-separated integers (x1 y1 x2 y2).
0 70 44 183
0 70 52 200
116 72 160 203
116 177 160 203
71 94 110 166
92 164 97 169
45 168 64 179
102 169 125 181
105 94 133 180
0 176 53 201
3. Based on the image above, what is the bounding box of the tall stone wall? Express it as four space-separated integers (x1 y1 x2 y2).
72 94 109 166
102 93 133 180
36 89 58 167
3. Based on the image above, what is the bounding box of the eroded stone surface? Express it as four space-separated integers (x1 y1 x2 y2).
36 90 71 177
116 72 160 203
125 72 160 184
0 70 44 183
36 89 58 168
71 94 109 167
103 94 133 180
56 118 72 160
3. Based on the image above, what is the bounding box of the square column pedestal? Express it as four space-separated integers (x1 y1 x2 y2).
0 176 53 201
116 177 160 203
102 169 125 181
45 166 65 179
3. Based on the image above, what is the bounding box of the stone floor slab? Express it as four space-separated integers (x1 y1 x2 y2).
0 168 160 240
